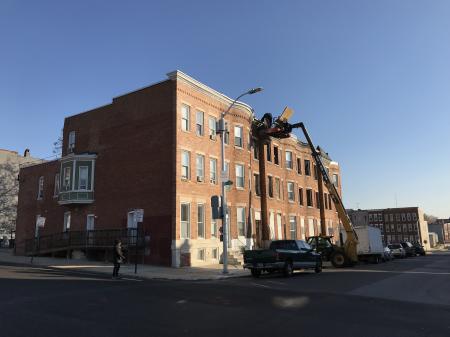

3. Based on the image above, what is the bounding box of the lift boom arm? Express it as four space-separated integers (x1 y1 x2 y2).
292 122 359 264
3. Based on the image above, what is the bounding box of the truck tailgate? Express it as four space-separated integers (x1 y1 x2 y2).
244 249 277 264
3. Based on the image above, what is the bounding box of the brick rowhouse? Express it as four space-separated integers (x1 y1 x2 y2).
15 71 343 267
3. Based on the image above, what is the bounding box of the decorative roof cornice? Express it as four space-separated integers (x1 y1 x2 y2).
167 70 254 117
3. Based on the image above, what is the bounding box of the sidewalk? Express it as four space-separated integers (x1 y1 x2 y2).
0 249 248 281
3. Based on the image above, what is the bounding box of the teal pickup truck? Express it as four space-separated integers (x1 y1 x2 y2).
243 240 322 277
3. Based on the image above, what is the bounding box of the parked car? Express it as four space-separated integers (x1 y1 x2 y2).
243 240 322 277
382 246 393 262
400 241 416 257
388 244 406 258
412 243 426 256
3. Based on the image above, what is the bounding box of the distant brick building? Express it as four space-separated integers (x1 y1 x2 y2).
347 207 430 250
428 218 450 244
16 71 343 267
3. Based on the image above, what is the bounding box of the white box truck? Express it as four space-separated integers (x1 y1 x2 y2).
341 226 384 263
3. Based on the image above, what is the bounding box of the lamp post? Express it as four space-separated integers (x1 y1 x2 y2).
219 87 263 274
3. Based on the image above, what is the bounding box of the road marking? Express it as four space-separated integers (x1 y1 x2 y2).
176 299 188 304
118 277 143 282
252 282 271 288
327 269 450 275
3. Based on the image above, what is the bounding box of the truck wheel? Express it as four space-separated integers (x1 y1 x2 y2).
331 252 346 268
315 261 322 273
251 269 261 278
283 262 293 277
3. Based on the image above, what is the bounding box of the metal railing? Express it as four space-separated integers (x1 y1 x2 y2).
24 228 144 256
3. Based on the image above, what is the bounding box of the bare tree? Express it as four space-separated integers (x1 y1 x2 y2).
52 129 63 157
424 213 438 223
0 161 19 234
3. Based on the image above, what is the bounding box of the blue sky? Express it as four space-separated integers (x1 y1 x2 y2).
1 0 449 217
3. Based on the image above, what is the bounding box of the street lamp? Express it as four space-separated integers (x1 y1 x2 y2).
219 87 263 274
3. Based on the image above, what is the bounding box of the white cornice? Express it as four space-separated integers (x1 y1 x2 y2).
167 70 254 117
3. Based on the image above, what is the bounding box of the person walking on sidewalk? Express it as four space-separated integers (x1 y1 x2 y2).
112 239 125 279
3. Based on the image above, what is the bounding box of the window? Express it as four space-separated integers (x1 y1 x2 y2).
237 207 246 236
78 166 88 190
287 182 295 201
62 166 71 191
197 249 205 261
408 223 412 231
212 248 218 259
254 174 261 196
299 188 304 206
209 158 217 184
386 224 390 232
297 158 302 174
86 214 95 231
54 173 60 196
396 214 400 221
277 213 283 239
268 176 274 198
304 160 311 176
332 174 339 187
329 195 333 210
391 224 395 232
196 111 204 136
234 126 243 147
269 212 275 239
324 193 328 209
285 151 293 169
196 154 205 182
369 214 373 221
401 213 406 221
63 212 71 232
197 204 205 239
385 214 389 222
266 145 272 162
412 213 417 221
274 146 279 165
397 224 402 232
180 203 190 238
407 213 411 221
37 176 44 199
289 216 297 239
181 104 190 131
390 214 394 222
181 151 190 180
68 131 75 152
211 215 217 238
235 164 244 188
275 177 281 199
306 189 313 207
208 116 217 140
314 165 318 180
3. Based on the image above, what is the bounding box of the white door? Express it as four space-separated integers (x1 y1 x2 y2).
269 212 275 240
300 217 305 239
276 213 282 239
87 215 95 231
308 218 314 237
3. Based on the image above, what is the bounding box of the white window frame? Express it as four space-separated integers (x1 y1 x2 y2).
235 164 244 188
237 207 246 237
234 125 243 148
197 203 205 239
209 158 217 184
181 150 190 180
181 104 190 131
196 110 204 136
68 131 75 152
63 211 71 232
63 166 71 191
180 203 191 239
196 154 205 182
289 216 297 239
208 116 217 140
287 182 295 201
285 151 293 169
78 166 89 190
86 214 95 231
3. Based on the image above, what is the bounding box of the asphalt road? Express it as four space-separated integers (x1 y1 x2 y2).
0 254 449 337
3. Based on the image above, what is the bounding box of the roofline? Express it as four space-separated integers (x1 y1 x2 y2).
167 70 254 118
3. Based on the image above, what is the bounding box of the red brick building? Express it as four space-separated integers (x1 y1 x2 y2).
16 71 343 267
